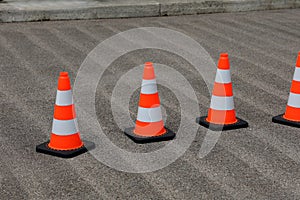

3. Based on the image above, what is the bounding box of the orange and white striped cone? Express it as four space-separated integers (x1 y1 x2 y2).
36 72 95 158
196 53 248 131
272 52 300 127
124 62 175 143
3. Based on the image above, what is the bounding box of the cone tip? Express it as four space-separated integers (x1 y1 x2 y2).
297 52 300 67
143 62 155 80
220 53 228 58
218 53 230 69
58 71 71 90
60 72 69 77
145 62 153 67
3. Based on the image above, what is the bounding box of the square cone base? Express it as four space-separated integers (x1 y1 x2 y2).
272 114 300 128
196 116 248 131
36 140 95 158
124 127 176 144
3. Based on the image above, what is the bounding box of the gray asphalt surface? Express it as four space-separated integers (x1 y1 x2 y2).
1 9 300 199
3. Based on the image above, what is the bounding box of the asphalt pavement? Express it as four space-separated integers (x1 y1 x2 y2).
1 9 300 199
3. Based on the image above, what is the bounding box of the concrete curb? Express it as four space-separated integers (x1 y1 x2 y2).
0 0 300 22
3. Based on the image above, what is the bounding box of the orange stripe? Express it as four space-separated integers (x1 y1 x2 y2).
290 80 300 94
138 93 160 108
206 108 237 124
284 105 300 122
53 105 76 120
212 82 233 96
48 133 83 150
134 120 166 137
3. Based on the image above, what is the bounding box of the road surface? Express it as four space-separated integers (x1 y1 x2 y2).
1 9 300 199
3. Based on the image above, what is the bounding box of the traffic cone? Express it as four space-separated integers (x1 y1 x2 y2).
124 62 176 143
272 52 300 127
196 53 248 131
36 72 95 158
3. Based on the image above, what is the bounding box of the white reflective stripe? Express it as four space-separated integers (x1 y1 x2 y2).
137 107 162 122
52 118 79 135
55 90 73 106
210 95 234 110
293 67 300 81
141 79 158 94
215 69 231 83
287 92 300 108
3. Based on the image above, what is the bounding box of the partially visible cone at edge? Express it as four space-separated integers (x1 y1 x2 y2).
272 52 300 127
283 52 300 122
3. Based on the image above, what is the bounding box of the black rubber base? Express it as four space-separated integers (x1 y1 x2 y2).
272 114 300 128
124 127 176 144
196 116 248 131
36 140 95 158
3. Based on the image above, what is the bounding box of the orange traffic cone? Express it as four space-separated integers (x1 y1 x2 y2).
36 72 95 158
124 62 175 143
196 53 248 131
272 52 300 127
